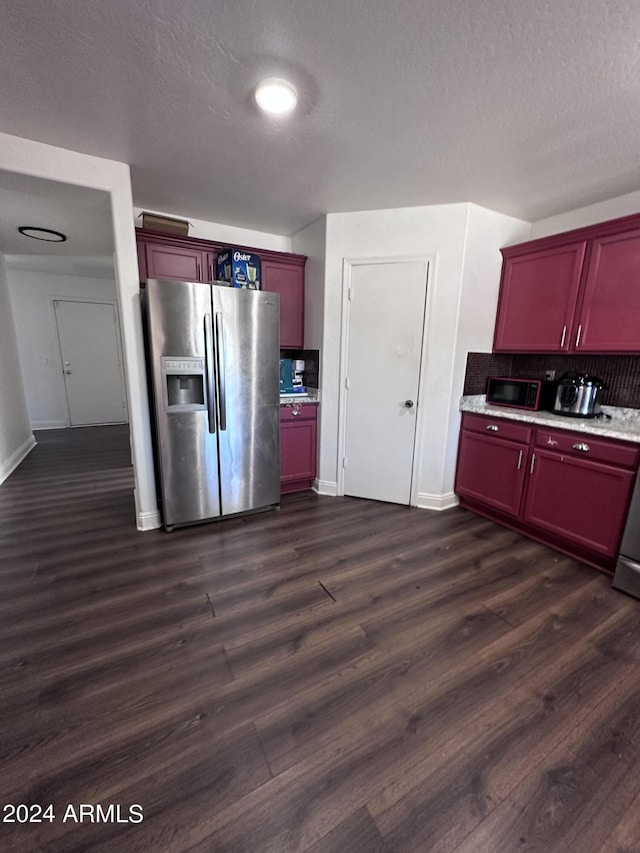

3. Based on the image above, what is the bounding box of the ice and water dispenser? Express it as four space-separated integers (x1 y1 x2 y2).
161 357 206 411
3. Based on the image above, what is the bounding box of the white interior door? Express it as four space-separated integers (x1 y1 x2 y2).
53 299 128 426
343 260 427 504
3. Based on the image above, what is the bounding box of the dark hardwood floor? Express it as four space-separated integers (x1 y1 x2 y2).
2 425 640 852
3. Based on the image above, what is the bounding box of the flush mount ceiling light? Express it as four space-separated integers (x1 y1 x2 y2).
255 78 298 115
18 226 67 242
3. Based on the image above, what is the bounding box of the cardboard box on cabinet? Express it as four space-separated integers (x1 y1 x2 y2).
216 249 261 289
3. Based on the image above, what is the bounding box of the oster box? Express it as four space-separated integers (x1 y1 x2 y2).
216 249 261 289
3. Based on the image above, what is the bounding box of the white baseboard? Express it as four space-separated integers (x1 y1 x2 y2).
416 491 459 511
313 479 338 496
0 435 37 484
137 509 162 531
31 420 67 430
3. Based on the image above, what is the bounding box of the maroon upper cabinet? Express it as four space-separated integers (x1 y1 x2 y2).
136 229 306 349
145 244 206 282
493 213 640 354
575 227 640 352
206 252 218 283
262 259 305 349
493 242 586 352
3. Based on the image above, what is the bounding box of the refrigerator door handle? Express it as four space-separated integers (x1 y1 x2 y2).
215 311 227 431
204 313 217 434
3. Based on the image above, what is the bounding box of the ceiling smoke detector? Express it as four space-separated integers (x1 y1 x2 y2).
18 226 67 242
255 78 298 116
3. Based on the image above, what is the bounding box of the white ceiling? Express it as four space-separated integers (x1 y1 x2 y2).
1 0 640 239
0 171 113 255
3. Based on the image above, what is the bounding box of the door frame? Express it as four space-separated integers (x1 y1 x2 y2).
50 295 129 427
337 255 432 505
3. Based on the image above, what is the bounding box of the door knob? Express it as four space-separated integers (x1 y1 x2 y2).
65 369 72 375
404 400 414 408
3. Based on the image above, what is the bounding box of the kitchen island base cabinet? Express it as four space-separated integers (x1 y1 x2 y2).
455 413 640 573
280 404 317 493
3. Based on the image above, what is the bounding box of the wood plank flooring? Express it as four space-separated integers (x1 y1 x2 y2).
2 425 640 851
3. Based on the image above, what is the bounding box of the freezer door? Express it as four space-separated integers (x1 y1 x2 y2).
146 279 221 528
212 287 280 515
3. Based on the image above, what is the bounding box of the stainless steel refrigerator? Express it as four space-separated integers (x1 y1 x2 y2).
142 278 280 530
613 470 640 599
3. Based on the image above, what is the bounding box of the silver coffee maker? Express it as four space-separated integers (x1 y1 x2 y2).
292 359 305 389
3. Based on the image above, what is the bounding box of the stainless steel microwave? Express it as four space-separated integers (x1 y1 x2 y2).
486 376 555 411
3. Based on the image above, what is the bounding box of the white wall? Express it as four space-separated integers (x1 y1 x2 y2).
457 205 530 357
6 259 120 429
292 216 326 351
319 204 470 501
444 204 531 497
530 190 640 238
315 203 530 507
0 131 159 530
292 216 327 490
0 254 34 483
133 206 291 253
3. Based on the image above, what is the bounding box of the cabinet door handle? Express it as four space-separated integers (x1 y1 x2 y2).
560 325 567 347
517 449 523 470
572 442 590 452
196 261 201 280
486 424 499 432
575 324 582 347
530 453 536 474
209 263 214 281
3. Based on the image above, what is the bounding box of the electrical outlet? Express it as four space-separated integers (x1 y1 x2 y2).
545 370 556 381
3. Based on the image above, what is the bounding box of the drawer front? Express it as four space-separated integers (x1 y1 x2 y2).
535 429 640 469
462 413 532 444
280 403 318 423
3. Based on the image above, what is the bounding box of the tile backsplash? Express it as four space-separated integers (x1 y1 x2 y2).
464 352 640 409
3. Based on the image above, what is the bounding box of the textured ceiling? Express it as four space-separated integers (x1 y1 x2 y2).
1 0 640 237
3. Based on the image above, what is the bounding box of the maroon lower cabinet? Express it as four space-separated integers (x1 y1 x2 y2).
280 403 318 493
523 449 635 559
455 431 528 517
455 413 640 573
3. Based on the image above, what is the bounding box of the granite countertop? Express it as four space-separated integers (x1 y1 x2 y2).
279 388 320 406
460 395 640 444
